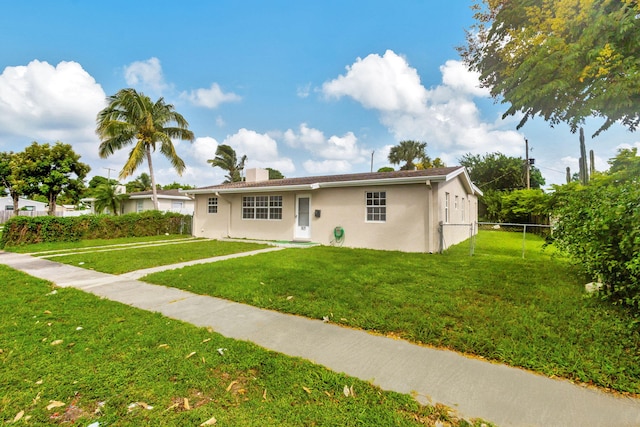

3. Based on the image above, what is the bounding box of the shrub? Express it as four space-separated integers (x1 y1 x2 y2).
551 181 640 314
0 212 192 248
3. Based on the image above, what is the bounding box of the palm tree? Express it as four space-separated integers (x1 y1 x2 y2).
208 144 247 183
93 183 129 215
96 88 194 210
126 173 153 193
388 140 427 171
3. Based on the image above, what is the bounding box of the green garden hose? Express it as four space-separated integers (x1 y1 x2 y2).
333 226 345 246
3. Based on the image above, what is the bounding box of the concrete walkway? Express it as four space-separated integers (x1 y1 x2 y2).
1 251 639 427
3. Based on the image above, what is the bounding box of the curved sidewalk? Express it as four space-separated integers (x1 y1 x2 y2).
1 251 639 427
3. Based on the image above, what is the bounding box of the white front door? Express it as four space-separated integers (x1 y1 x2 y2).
294 194 311 240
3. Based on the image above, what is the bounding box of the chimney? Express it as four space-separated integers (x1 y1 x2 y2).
245 168 269 183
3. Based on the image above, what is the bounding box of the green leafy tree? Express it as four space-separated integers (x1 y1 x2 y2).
266 168 284 180
388 140 427 170
500 189 550 224
416 156 446 169
126 173 154 193
208 144 247 183
92 184 129 215
607 147 640 183
96 88 195 210
20 142 90 215
377 167 394 173
162 182 195 190
459 0 640 136
459 152 544 191
0 151 29 214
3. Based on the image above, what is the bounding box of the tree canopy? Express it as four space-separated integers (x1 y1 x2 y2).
96 88 194 210
208 144 247 183
459 0 640 136
20 142 90 215
459 152 544 191
388 140 428 170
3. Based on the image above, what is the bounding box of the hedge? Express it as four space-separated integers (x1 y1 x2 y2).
0 212 193 248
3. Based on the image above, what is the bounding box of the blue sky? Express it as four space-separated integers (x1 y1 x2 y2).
1 0 638 188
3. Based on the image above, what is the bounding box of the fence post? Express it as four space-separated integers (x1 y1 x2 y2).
522 224 527 259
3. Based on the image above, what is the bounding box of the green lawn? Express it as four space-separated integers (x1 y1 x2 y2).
30 239 271 274
3 234 193 254
142 231 640 394
0 265 489 426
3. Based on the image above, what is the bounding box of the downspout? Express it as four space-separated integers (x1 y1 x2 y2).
424 180 432 253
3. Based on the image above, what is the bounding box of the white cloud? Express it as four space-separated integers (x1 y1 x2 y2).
123 57 168 93
322 50 526 165
181 83 241 108
323 50 427 114
0 59 106 159
191 136 218 166
440 60 490 97
284 123 368 165
223 128 295 174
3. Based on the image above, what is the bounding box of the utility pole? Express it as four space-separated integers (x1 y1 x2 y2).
525 138 530 189
103 167 116 181
370 150 375 173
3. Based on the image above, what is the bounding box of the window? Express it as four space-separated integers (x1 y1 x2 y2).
242 195 282 220
444 192 450 223
136 200 144 213
366 191 386 222
172 201 184 210
208 197 218 213
5 205 13 211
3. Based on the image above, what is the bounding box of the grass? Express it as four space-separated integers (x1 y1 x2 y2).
0 265 489 426
142 231 640 394
24 239 271 274
3 234 192 254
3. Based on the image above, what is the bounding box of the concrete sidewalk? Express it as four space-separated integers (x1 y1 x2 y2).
1 251 639 427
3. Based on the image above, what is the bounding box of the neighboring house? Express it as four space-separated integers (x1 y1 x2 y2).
122 189 195 215
0 196 48 212
184 167 482 253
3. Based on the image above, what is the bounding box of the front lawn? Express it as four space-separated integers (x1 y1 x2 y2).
32 239 271 274
143 231 640 394
0 265 486 426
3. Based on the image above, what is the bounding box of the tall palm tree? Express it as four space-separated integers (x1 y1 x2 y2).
96 88 194 210
93 183 129 215
208 144 247 183
388 140 427 171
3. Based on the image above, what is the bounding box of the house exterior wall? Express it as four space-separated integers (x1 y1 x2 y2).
122 198 194 215
0 197 48 211
192 172 479 253
194 183 435 252
438 178 479 251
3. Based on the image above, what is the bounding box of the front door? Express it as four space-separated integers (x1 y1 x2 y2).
294 194 311 241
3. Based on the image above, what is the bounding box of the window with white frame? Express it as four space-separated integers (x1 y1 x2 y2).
444 192 450 223
242 195 282 220
366 191 386 222
208 197 218 213
136 200 144 213
172 201 184 210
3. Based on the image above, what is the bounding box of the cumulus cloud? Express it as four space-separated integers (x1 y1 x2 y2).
222 128 295 174
181 83 241 108
284 123 369 174
123 57 168 93
0 60 106 157
323 50 427 114
322 50 525 163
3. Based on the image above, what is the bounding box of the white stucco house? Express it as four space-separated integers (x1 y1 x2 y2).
184 167 482 253
122 189 195 215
